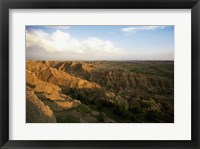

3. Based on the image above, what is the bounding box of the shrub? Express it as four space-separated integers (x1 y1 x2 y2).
96 113 105 122
56 115 80 123
76 104 91 114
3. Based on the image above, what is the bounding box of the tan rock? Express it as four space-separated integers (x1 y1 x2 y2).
26 90 57 123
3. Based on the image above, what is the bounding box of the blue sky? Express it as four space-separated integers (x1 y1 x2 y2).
26 25 174 60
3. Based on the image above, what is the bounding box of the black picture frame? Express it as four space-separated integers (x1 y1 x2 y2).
0 0 199 148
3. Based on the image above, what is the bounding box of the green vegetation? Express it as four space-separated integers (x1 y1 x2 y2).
75 104 91 115
67 86 173 122
56 114 80 123
129 63 174 78
68 89 90 104
95 113 105 122
130 65 156 75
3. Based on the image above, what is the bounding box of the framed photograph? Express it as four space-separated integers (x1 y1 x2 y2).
0 0 199 148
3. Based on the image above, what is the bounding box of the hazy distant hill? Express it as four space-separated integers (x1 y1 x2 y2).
26 60 174 123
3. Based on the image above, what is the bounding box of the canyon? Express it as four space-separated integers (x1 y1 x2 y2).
26 60 174 123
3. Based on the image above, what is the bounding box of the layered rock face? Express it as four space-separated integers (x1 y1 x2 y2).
26 61 174 123
26 90 57 123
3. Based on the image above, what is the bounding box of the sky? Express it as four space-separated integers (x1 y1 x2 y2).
26 25 174 61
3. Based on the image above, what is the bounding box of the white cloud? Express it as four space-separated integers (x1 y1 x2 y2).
122 26 166 34
26 29 124 57
46 26 70 30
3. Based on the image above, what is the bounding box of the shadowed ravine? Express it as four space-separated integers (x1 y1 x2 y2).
26 60 174 123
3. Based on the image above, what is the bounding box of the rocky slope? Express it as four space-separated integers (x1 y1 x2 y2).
26 90 57 123
26 60 174 123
